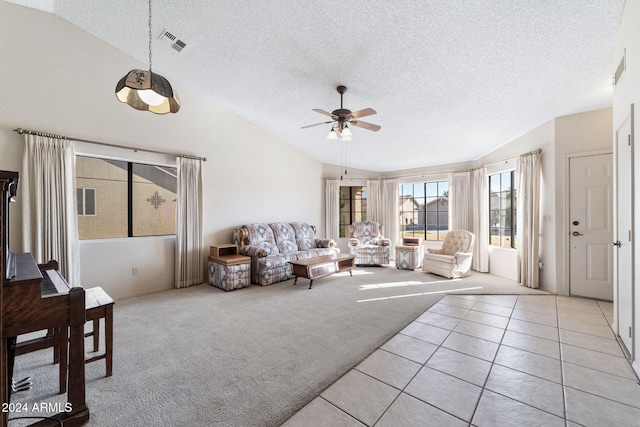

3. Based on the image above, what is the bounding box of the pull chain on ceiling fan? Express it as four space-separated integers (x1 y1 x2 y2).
301 85 381 141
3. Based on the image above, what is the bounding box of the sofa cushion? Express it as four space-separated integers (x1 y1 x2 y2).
259 252 298 269
255 253 298 286
244 223 279 255
290 222 316 250
424 252 457 266
269 223 298 253
292 248 336 260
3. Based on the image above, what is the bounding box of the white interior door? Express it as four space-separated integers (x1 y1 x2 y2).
615 115 633 353
569 153 613 300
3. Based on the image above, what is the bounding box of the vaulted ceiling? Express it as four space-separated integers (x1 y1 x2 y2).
8 0 625 171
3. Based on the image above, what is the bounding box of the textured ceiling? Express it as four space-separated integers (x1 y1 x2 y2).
8 0 625 172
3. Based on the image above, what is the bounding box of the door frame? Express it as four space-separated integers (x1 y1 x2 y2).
613 104 635 359
562 149 612 297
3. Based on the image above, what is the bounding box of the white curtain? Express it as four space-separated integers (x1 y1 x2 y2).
21 134 80 286
451 172 470 231
175 157 203 288
382 179 399 250
517 151 541 288
470 167 489 272
325 179 340 240
366 179 381 223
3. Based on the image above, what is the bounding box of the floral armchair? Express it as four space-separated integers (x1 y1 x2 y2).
349 221 391 266
422 230 475 278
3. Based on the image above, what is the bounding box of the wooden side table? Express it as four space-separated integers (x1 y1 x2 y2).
208 245 251 291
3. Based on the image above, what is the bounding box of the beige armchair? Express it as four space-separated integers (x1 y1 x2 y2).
422 230 475 278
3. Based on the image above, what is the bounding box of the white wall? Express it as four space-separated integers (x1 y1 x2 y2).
611 0 640 376
554 108 613 296
477 108 612 291
477 119 556 285
372 107 612 293
0 3 324 299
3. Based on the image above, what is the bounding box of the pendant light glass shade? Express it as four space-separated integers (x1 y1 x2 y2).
327 128 339 140
115 69 180 114
115 0 180 114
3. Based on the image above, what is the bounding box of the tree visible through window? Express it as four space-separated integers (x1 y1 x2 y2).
489 171 517 248
399 180 449 241
339 186 366 238
76 156 177 240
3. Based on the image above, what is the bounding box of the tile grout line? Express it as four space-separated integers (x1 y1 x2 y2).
392 296 559 423
465 295 518 426
303 294 623 426
557 295 570 425
315 395 369 426
370 302 467 426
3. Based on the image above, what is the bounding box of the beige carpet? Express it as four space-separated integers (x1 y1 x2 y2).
11 267 548 426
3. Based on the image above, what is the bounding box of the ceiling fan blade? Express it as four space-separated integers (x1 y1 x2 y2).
351 120 381 132
348 108 377 119
301 121 334 129
313 109 338 120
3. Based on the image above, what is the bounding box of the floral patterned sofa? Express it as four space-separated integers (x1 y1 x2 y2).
232 222 338 286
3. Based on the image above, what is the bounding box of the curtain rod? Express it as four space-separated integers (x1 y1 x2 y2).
13 127 207 162
382 147 543 180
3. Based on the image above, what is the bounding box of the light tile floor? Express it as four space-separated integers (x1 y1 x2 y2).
283 294 640 427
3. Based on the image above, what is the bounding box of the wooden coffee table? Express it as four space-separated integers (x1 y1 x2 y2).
288 254 355 289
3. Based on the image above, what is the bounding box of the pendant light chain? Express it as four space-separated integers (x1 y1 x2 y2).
148 0 153 71
115 0 180 113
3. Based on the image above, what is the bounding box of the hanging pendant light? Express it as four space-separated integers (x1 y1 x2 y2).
115 0 180 114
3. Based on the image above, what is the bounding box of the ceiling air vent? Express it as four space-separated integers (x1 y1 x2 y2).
613 49 625 86
159 29 187 53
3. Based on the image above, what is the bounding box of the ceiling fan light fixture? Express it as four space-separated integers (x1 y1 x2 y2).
115 0 180 114
302 85 380 140
327 128 339 140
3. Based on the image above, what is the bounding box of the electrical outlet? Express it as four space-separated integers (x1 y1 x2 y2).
132 267 139 275
538 261 544 270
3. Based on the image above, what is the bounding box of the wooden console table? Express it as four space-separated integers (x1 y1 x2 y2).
288 254 355 289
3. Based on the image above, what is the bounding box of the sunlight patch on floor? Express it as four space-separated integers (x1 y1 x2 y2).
356 286 484 302
359 278 461 290
349 269 375 276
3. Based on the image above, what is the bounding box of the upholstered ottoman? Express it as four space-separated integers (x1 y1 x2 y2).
208 246 251 291
395 245 424 270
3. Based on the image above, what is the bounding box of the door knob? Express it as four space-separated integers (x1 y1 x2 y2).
572 231 583 236
611 241 621 247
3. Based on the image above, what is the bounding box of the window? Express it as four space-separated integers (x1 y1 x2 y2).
489 171 517 248
76 156 177 240
77 188 96 216
399 180 449 241
339 186 366 238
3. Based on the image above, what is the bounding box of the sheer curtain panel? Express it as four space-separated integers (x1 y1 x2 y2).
21 134 81 286
325 179 340 240
382 179 399 252
366 180 381 223
470 167 489 272
451 172 470 231
516 151 541 288
175 157 203 288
